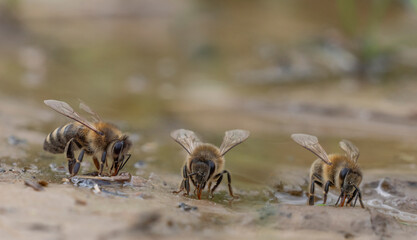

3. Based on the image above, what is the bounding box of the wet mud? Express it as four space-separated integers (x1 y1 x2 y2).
0 98 417 240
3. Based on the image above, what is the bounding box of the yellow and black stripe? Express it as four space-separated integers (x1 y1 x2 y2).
43 123 81 153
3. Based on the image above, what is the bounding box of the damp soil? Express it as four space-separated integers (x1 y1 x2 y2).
1 94 417 240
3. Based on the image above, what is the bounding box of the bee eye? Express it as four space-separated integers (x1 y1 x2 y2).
340 168 350 180
113 141 124 155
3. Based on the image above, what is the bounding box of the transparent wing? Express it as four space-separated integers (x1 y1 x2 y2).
79 99 102 122
170 129 202 155
219 129 250 156
291 133 331 165
339 139 360 163
44 100 103 135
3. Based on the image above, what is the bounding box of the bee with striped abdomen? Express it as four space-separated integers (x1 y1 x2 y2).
291 133 365 208
43 100 132 176
171 129 249 200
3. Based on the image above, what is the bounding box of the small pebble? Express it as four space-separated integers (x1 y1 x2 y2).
7 136 27 146
178 202 198 211
93 184 101 194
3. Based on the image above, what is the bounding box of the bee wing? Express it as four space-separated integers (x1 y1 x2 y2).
79 99 102 122
170 129 202 155
44 100 103 136
339 139 360 163
291 133 331 165
219 129 250 156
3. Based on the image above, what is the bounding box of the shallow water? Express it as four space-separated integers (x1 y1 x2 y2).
1 1 417 237
5 129 417 227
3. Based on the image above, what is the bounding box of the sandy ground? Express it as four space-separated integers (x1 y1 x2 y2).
1 94 417 240
1 174 416 240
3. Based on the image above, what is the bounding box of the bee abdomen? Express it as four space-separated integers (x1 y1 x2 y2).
43 123 81 154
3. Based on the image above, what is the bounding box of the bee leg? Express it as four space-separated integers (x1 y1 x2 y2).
338 191 347 207
308 181 315 205
181 165 191 196
335 191 343 206
308 177 322 206
223 170 238 199
99 151 107 176
116 154 131 175
92 156 100 170
322 181 332 205
210 174 223 198
346 189 358 207
352 185 365 208
353 194 359 207
184 178 190 196
110 159 116 175
65 138 77 175
207 182 212 198
72 149 85 176
173 179 185 194
357 189 365 209
173 165 190 196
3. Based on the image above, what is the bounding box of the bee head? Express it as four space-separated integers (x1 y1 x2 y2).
190 159 215 199
110 135 132 175
190 162 209 185
340 167 362 197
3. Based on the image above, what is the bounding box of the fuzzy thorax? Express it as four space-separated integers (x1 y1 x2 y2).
323 154 361 190
187 144 223 172
88 122 123 152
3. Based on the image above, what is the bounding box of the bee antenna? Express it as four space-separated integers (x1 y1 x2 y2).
189 172 197 176
118 153 131 171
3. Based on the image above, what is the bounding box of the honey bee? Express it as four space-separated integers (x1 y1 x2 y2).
171 129 250 200
291 133 364 208
43 100 132 176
